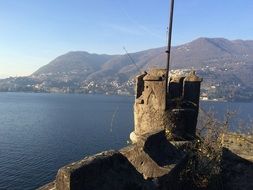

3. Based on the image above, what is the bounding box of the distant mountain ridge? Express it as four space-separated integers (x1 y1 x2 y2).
1 37 253 101
32 37 253 83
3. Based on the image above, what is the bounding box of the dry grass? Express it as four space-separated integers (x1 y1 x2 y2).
178 108 253 189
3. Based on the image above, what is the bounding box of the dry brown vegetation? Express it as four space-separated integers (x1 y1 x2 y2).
177 108 253 190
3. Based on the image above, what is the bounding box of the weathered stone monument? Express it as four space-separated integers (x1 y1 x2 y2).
131 69 202 142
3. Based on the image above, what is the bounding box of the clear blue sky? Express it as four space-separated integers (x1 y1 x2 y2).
0 0 253 78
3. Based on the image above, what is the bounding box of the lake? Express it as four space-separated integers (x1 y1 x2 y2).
0 93 252 190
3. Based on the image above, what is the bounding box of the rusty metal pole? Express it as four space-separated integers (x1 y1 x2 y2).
165 0 175 109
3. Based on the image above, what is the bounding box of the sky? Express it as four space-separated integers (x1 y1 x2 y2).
0 0 253 78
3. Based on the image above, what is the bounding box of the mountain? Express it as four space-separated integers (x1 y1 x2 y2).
33 51 114 79
32 48 166 82
1 37 253 101
32 37 253 84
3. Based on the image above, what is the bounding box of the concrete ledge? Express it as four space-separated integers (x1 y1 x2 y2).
121 130 187 179
40 131 189 190
37 181 56 190
42 150 156 190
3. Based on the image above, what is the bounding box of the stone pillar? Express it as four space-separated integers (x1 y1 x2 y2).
168 75 185 99
130 69 169 143
166 71 202 140
183 71 202 107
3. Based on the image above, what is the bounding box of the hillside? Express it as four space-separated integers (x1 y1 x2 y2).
1 37 253 101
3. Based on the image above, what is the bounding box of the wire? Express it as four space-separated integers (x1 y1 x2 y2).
123 46 142 73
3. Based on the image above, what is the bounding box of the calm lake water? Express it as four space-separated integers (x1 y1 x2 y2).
0 93 252 190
